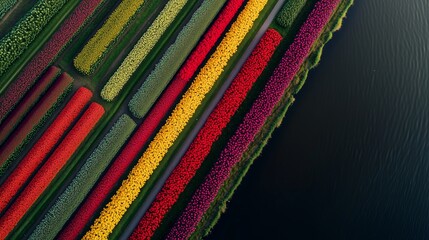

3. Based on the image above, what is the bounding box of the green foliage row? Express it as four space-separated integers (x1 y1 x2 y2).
0 0 67 76
128 0 227 118
29 114 136 240
0 0 17 19
100 0 189 102
276 0 307 29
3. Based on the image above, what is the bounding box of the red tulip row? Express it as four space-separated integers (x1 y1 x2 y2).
0 0 104 124
0 73 73 176
167 0 341 238
129 28 283 240
128 0 243 117
0 66 60 145
127 0 245 120
0 102 104 238
0 87 93 214
58 1 245 238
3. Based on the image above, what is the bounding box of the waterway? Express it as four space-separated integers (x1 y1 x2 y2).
208 0 429 239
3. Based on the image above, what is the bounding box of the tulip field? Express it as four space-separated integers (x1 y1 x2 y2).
0 0 352 239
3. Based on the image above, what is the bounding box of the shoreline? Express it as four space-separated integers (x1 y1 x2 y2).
190 0 355 238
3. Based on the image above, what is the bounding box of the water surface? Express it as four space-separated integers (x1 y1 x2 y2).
209 0 429 239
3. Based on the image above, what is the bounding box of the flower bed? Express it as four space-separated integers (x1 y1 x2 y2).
0 0 67 75
30 114 135 240
0 102 104 238
128 0 227 118
0 66 60 145
0 0 105 124
58 1 245 238
0 87 92 214
0 72 73 176
191 1 354 237
101 0 189 101
276 0 307 29
73 0 144 75
130 28 283 240
0 0 18 19
82 0 268 238
168 0 341 238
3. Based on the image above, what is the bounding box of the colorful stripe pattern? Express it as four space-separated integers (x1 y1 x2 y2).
0 87 92 214
130 28 283 240
0 0 104 124
83 0 268 238
167 0 341 238
0 102 104 238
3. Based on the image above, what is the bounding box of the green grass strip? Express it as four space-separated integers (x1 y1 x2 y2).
0 0 67 76
128 0 227 118
0 0 17 19
276 0 307 29
28 114 136 240
101 0 189 101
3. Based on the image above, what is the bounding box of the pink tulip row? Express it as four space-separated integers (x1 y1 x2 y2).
167 0 341 238
129 28 282 240
0 0 104 124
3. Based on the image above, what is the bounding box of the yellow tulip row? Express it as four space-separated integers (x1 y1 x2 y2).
83 0 268 238
73 0 144 75
101 0 189 101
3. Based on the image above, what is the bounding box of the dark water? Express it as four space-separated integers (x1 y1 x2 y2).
208 0 429 239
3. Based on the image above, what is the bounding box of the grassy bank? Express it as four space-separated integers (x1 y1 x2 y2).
190 0 354 238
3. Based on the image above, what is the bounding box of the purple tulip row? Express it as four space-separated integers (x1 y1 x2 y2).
166 0 340 238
